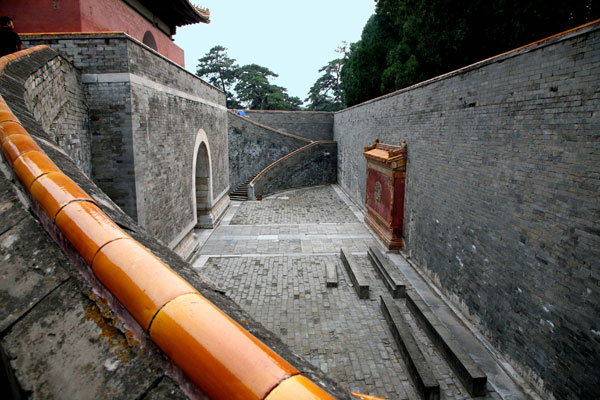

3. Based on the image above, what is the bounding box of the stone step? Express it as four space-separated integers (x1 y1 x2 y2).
406 291 488 397
326 261 338 287
367 246 406 298
380 295 440 400
229 175 258 201
340 247 369 299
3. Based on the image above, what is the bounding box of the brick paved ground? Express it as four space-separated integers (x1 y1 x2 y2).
230 186 358 225
192 185 525 399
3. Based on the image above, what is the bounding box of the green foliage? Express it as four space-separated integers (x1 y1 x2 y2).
341 0 598 106
196 49 302 111
195 46 239 108
265 85 304 111
341 14 398 106
234 64 302 110
305 46 347 111
234 64 276 110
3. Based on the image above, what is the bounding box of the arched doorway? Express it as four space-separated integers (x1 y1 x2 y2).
192 130 213 228
142 31 158 51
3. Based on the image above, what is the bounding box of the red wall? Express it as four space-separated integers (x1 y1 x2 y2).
79 0 185 66
0 0 185 66
1 0 83 32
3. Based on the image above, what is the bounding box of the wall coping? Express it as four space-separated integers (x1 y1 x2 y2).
337 19 600 114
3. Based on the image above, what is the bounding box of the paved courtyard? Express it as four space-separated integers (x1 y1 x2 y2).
191 185 528 400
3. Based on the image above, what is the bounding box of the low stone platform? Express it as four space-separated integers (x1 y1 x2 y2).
341 247 370 299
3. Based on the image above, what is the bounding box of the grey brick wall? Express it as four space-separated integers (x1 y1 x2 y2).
22 35 130 74
334 24 600 399
130 82 228 244
250 141 337 198
85 81 137 221
22 34 230 247
23 55 91 176
243 110 334 141
125 40 223 105
228 112 310 192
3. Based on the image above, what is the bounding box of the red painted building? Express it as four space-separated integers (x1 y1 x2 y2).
0 0 209 67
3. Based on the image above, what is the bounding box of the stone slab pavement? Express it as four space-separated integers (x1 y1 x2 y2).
191 185 530 400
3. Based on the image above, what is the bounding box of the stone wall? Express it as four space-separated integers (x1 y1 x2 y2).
129 82 228 245
228 111 310 192
22 33 230 248
0 47 349 399
243 110 334 141
249 141 337 199
23 54 91 176
333 24 600 399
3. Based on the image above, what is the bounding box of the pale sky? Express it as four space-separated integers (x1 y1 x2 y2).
174 1 376 103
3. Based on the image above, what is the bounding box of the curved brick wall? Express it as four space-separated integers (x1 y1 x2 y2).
334 22 600 399
243 110 334 141
0 47 350 399
228 111 311 193
249 141 337 199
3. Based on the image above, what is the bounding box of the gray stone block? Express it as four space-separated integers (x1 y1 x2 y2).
340 247 369 299
326 261 338 287
406 291 487 397
380 295 440 400
2 279 164 399
368 246 406 298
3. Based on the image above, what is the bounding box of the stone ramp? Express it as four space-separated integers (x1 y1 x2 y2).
340 247 370 299
370 247 487 396
248 141 337 200
369 247 488 397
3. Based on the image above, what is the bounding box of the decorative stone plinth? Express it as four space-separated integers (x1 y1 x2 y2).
363 139 407 250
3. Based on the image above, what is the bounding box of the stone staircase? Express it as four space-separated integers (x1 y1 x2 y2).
230 175 257 201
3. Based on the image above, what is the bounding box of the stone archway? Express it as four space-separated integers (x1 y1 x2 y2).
192 129 213 228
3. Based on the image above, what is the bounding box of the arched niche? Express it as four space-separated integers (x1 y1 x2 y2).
142 31 158 51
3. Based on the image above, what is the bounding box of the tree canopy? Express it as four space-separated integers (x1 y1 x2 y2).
196 47 302 110
305 45 347 111
196 46 239 108
198 4 597 111
340 0 598 106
